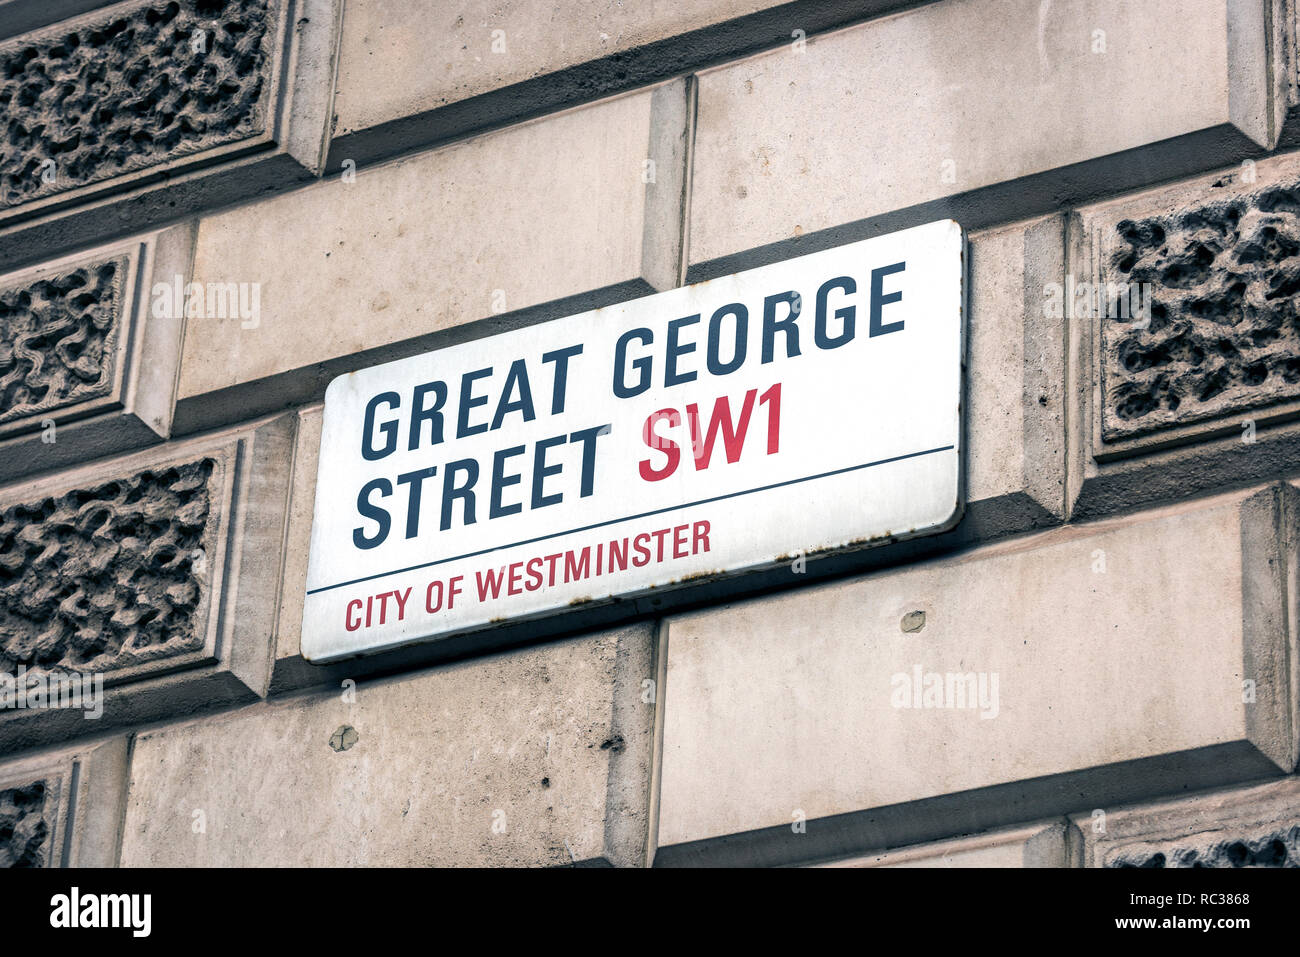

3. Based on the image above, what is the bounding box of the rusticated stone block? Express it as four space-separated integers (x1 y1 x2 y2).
0 776 57 867
1071 777 1300 868
1068 152 1300 518
0 414 297 754
0 226 192 484
0 0 342 266
0 736 129 867
0 457 217 678
0 0 276 211
0 256 125 424
1102 181 1300 441
1111 828 1299 867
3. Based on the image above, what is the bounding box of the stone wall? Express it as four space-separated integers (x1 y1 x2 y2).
1 0 1299 867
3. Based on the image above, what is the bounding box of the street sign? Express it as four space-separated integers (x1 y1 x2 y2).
302 219 966 662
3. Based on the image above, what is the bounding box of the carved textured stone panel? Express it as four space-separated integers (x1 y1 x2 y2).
0 0 278 210
0 457 218 678
0 777 54 867
0 256 126 426
1101 181 1300 441
0 419 293 755
1108 824 1300 868
1073 778 1300 868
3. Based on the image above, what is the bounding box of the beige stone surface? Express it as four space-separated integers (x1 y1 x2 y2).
177 84 685 399
275 403 324 664
689 0 1268 268
120 625 655 866
964 215 1064 515
333 0 781 136
657 488 1287 849
821 821 1068 868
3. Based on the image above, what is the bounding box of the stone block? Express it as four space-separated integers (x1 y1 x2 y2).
0 735 129 867
0 0 343 266
172 80 689 436
1272 0 1300 146
820 820 1069 868
0 225 192 484
1067 151 1300 518
0 413 297 754
961 214 1066 535
653 485 1296 866
1070 776 1300 867
688 0 1273 280
271 403 321 673
327 0 922 168
119 623 656 866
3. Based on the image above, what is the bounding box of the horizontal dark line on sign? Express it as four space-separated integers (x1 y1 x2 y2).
306 444 956 596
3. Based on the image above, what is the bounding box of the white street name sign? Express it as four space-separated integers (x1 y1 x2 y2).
302 219 966 661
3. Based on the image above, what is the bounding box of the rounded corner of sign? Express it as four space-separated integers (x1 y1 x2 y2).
323 372 352 406
914 218 965 258
298 637 330 665
931 492 965 537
